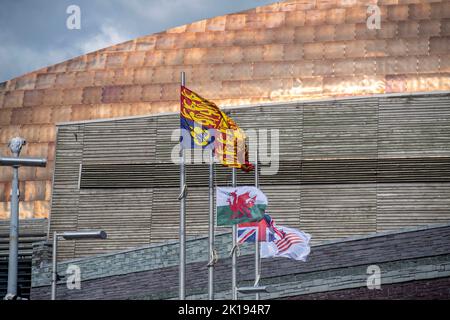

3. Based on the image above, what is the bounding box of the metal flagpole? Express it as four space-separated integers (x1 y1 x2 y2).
51 232 58 300
2 137 46 300
179 72 186 300
6 143 22 298
208 148 215 300
231 167 238 300
254 147 261 300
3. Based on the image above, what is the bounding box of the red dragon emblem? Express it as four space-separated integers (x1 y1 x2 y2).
227 190 257 219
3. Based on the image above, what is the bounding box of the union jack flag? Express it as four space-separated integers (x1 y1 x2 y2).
237 214 283 244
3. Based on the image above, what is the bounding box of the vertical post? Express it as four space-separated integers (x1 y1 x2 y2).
6 165 19 297
231 168 238 300
254 148 260 300
208 149 215 300
51 232 58 300
179 72 186 300
6 137 25 298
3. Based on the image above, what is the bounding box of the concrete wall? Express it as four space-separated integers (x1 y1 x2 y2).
30 223 450 300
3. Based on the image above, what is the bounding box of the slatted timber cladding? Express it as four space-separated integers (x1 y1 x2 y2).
51 92 450 260
302 98 379 160
0 219 47 298
378 95 450 158
260 185 301 227
48 125 84 258
377 183 450 231
155 114 179 163
300 184 377 242
229 104 303 185
75 189 153 256
229 104 303 160
82 118 157 164
149 187 179 243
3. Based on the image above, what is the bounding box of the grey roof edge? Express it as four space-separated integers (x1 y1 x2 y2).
313 221 450 248
54 221 450 266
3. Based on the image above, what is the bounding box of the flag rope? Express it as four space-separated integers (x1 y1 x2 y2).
254 274 261 287
229 242 241 257
206 249 219 267
177 184 188 200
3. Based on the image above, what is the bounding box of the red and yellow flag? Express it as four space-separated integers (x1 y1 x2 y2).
180 86 253 172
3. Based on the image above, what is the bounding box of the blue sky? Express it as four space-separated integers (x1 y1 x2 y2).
0 0 275 83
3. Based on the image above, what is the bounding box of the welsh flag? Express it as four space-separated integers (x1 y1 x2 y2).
216 187 267 226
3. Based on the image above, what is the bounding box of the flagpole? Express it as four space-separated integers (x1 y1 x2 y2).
179 71 186 300
208 148 215 300
231 167 238 300
254 147 260 300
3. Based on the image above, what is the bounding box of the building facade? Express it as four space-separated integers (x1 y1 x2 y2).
1 0 450 300
49 92 450 261
1 0 450 220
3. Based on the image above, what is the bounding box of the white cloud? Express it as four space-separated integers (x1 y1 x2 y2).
77 23 132 54
0 23 131 82
0 0 275 82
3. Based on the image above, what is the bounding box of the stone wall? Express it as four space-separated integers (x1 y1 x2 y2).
30 223 450 300
284 277 450 300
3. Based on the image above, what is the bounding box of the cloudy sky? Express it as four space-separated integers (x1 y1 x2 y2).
0 0 275 83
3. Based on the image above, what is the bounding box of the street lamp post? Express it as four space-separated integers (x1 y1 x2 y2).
1 137 47 300
236 286 269 295
51 230 107 300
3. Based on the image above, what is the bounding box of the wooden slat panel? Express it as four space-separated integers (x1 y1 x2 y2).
377 157 450 183
300 183 377 243
150 186 231 244
0 218 47 237
80 156 450 187
260 185 301 227
301 159 377 184
83 118 157 164
149 187 179 243
302 99 378 160
155 114 179 163
0 217 47 299
75 189 152 256
229 104 303 160
378 95 450 158
377 183 450 231
48 125 84 260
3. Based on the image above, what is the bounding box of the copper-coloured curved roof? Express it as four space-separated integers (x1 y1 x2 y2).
0 0 450 219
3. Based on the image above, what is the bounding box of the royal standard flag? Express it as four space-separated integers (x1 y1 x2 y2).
216 187 267 226
180 86 253 171
180 86 217 149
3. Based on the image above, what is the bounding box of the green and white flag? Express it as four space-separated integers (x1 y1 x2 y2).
216 186 267 226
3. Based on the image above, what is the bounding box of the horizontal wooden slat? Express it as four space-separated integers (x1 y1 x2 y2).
80 157 450 187
0 218 47 299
